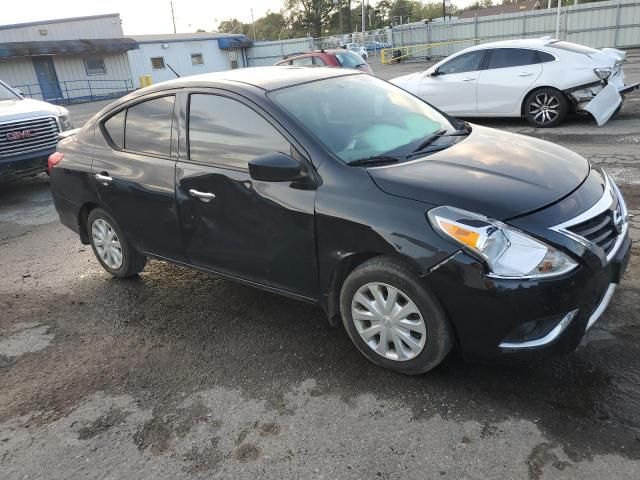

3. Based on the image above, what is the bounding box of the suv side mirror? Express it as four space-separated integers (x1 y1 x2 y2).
249 152 301 182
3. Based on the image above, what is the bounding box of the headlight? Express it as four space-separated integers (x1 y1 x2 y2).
57 114 73 131
428 206 578 279
594 68 611 80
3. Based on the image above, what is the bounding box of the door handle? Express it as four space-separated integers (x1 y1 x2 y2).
518 72 534 77
462 77 476 82
95 173 113 185
189 189 216 203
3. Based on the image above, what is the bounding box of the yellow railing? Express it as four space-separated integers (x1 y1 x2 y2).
381 38 487 64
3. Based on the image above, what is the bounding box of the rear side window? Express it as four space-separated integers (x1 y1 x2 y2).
538 51 556 63
486 48 539 69
104 110 125 148
125 96 175 157
438 51 484 75
188 94 290 170
291 56 314 66
313 56 327 66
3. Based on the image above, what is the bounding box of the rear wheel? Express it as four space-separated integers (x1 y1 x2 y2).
340 256 453 375
87 208 146 278
524 88 568 128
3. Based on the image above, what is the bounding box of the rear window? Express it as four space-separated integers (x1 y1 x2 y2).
486 48 540 69
334 50 365 68
548 41 599 55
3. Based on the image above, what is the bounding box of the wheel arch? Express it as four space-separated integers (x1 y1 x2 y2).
324 251 423 326
520 85 571 116
78 202 101 244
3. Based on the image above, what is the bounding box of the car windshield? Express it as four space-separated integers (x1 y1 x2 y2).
269 74 454 163
334 51 365 68
0 82 20 101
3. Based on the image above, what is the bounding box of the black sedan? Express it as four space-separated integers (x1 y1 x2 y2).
49 67 630 374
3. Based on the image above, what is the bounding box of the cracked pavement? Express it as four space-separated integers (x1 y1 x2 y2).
1 56 640 479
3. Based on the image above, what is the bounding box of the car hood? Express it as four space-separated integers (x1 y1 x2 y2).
0 98 63 122
368 125 590 220
389 72 422 92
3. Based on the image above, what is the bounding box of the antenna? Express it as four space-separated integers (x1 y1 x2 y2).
170 1 177 34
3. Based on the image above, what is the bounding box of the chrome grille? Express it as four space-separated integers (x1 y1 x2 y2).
0 117 59 158
566 208 618 256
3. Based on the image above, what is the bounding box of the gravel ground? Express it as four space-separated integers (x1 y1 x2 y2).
1 57 640 479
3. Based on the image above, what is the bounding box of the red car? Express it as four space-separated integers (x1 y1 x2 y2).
275 49 373 75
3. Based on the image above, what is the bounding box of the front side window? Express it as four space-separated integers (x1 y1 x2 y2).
269 75 454 163
191 53 204 65
486 48 539 69
188 94 290 170
438 51 484 75
151 57 165 69
124 96 175 157
84 58 106 75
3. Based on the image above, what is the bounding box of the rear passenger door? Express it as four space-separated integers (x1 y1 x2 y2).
93 93 184 261
175 91 318 298
476 48 543 114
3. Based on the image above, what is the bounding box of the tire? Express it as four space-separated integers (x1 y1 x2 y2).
524 88 568 128
87 208 146 278
339 256 453 375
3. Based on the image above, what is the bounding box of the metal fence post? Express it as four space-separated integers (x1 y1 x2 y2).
88 80 93 101
63 81 70 104
614 0 622 47
474 17 478 45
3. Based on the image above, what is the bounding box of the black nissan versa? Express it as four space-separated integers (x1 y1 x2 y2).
49 67 630 374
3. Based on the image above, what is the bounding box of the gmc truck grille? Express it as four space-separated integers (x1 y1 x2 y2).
0 117 59 158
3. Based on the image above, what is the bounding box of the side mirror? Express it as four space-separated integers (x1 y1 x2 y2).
428 69 439 77
249 152 301 182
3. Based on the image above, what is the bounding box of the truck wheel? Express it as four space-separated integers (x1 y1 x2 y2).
340 256 453 375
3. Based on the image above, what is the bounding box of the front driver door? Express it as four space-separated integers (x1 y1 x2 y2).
175 91 318 298
418 50 486 115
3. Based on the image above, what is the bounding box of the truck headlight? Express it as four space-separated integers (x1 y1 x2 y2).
428 206 578 279
57 114 73 131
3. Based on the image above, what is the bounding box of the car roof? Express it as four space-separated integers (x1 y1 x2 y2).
465 38 552 51
143 66 360 93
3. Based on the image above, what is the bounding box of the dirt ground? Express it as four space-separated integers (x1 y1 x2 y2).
1 58 640 479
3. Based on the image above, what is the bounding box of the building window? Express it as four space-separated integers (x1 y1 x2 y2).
191 53 204 66
84 58 106 76
151 57 166 70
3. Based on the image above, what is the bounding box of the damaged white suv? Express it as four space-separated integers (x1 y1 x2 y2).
391 38 639 128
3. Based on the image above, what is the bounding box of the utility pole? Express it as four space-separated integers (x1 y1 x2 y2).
170 0 177 34
251 8 256 39
555 0 562 38
361 0 366 40
442 0 446 20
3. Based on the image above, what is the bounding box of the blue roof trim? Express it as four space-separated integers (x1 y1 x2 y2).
217 35 253 49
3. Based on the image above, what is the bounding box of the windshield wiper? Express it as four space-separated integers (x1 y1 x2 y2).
346 155 401 167
410 129 447 154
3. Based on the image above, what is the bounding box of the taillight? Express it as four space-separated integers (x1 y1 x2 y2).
48 152 64 174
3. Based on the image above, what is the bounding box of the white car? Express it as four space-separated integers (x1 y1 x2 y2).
390 39 639 127
343 43 368 60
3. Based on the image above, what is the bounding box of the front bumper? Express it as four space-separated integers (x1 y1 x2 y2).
0 147 56 182
425 232 630 360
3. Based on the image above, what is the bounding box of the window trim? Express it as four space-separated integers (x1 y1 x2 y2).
185 91 293 172
150 56 166 70
99 92 178 160
482 47 555 70
437 49 487 75
190 53 204 66
83 57 107 76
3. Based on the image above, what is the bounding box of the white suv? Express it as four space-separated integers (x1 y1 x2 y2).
0 80 73 182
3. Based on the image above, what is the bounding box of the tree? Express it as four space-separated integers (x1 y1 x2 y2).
284 0 336 37
217 18 245 34
254 12 287 40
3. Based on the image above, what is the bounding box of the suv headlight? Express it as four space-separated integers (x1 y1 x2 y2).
57 114 73 131
428 206 578 279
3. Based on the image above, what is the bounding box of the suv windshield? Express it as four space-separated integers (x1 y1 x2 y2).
269 75 454 163
0 81 20 101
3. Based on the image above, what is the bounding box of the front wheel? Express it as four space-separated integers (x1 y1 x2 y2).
87 208 146 278
524 88 568 128
340 256 453 375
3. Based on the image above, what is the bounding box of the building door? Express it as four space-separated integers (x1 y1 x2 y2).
32 57 62 102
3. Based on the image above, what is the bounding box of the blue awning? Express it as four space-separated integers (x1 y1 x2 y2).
0 38 139 58
217 35 252 49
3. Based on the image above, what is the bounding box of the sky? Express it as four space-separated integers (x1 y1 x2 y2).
2 0 475 36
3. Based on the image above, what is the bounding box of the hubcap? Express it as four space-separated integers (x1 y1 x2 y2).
351 283 427 361
529 92 560 125
91 218 123 269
